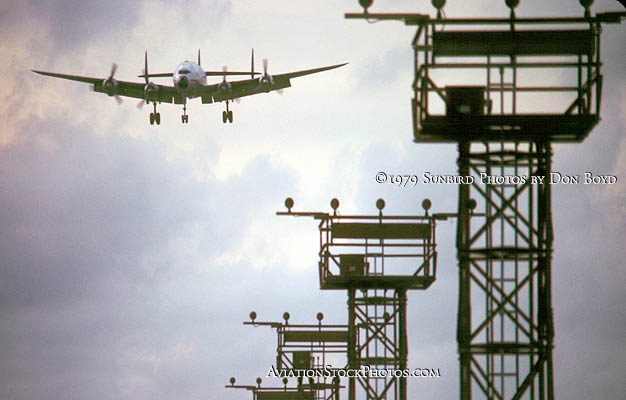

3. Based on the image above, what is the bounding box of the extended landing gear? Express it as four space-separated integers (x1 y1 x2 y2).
222 100 233 123
149 102 161 125
181 102 189 124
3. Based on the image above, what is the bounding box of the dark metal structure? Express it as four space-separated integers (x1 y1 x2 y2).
227 198 439 400
231 312 346 400
344 2 625 399
276 198 439 400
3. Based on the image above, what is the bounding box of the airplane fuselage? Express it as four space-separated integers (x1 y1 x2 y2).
173 61 207 99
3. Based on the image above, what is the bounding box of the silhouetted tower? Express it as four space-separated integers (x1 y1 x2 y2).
345 1 624 399
278 198 439 400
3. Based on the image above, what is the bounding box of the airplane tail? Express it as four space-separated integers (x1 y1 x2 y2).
143 51 149 84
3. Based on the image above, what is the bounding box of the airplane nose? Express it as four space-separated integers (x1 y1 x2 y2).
178 75 189 89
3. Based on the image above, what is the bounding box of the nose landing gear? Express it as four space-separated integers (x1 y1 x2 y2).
222 100 233 123
181 101 189 124
149 102 161 125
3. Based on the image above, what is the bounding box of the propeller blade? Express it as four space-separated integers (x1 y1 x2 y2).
115 95 123 105
136 100 145 110
276 89 284 95
234 98 241 104
110 63 118 78
263 58 268 75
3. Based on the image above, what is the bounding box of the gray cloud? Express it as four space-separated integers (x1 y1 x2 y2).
0 1 624 400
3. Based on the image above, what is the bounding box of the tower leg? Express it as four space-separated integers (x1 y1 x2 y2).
456 142 554 400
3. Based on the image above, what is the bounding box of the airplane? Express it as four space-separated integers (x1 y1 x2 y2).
32 50 346 125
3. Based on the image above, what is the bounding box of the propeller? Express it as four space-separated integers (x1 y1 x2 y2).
222 65 229 84
104 63 123 104
260 58 282 94
258 58 281 94
219 66 240 103
138 51 159 109
219 66 231 89
259 58 273 85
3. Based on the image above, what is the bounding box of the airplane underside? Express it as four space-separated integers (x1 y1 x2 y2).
147 98 234 125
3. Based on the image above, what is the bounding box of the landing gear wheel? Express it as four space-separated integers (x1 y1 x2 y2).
150 113 155 125
227 110 233 123
222 111 227 123
155 113 161 125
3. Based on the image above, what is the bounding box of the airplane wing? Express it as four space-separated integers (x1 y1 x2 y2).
210 63 347 103
138 71 258 79
31 70 184 104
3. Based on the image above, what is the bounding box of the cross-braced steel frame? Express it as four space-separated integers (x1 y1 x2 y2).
456 141 553 399
347 288 408 400
277 200 437 400
343 7 624 399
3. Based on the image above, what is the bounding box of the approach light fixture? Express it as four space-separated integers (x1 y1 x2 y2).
358 0 373 13
376 198 386 211
284 197 294 212
422 198 432 212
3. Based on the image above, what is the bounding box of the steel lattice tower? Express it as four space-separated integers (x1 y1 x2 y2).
456 141 555 399
344 2 625 399
227 198 439 400
279 198 439 400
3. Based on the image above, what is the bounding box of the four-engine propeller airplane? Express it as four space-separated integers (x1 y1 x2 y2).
32 50 346 124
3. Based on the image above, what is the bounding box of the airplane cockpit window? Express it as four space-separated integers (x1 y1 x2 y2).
179 69 190 74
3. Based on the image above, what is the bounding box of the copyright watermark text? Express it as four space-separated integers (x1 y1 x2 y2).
267 365 441 379
375 171 617 187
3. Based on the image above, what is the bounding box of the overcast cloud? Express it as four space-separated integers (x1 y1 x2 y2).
0 1 624 400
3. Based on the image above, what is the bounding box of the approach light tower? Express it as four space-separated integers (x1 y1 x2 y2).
277 198 440 400
226 198 440 400
345 1 625 399
227 198 439 400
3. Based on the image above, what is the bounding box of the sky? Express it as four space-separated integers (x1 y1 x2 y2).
0 1 624 400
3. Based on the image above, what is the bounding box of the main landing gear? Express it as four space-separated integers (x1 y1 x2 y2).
149 102 161 125
181 102 189 124
222 100 233 123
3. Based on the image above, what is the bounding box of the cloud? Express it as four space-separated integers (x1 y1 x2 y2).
0 1 625 400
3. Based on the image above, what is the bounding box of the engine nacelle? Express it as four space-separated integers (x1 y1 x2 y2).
218 80 232 92
102 77 118 96
258 74 274 92
143 82 159 101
